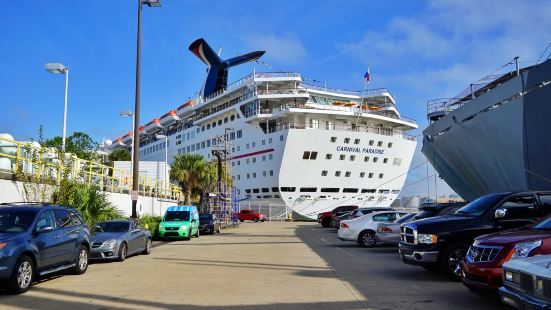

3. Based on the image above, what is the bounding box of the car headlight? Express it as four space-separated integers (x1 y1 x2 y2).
512 240 542 259
504 270 521 284
181 225 187 230
417 234 438 244
159 224 164 230
102 239 116 248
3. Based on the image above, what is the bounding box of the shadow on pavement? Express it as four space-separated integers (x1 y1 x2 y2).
294 223 506 310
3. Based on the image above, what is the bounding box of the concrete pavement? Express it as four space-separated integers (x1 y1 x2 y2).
0 222 506 309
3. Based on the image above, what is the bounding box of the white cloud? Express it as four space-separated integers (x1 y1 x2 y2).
242 33 308 65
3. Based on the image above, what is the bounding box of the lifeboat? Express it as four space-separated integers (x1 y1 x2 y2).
121 132 133 145
343 102 356 107
145 118 162 134
139 125 146 134
160 110 180 127
176 100 195 119
111 137 125 148
332 101 346 106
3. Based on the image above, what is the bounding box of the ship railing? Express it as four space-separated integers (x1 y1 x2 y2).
426 57 535 118
248 102 416 125
0 136 182 200
302 84 391 98
267 122 416 141
256 88 309 96
254 72 301 79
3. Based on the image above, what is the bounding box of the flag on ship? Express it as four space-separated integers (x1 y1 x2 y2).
364 66 371 82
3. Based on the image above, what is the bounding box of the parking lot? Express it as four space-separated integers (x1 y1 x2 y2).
0 222 506 309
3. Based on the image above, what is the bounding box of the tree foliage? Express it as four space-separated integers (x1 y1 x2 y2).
43 132 98 160
108 148 131 163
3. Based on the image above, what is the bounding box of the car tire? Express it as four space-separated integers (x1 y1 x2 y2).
321 218 331 228
117 242 128 262
240 219 244 222
261 219 265 222
69 246 89 275
357 231 376 248
142 238 152 255
439 243 468 281
7 255 34 294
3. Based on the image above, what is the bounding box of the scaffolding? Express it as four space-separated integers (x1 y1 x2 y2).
205 128 240 228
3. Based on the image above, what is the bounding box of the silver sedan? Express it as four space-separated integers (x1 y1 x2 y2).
375 213 417 245
90 220 152 261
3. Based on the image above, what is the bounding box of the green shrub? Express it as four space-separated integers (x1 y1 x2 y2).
52 181 122 226
139 215 162 238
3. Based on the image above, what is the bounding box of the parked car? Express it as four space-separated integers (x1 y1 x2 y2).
338 211 409 247
90 220 151 261
199 213 221 234
399 191 551 279
158 206 200 240
461 211 551 293
239 209 266 222
0 203 90 294
376 213 417 246
317 205 358 228
499 255 551 309
332 207 394 229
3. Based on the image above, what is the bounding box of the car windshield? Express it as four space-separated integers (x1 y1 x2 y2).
0 209 37 233
164 211 190 222
93 222 129 234
199 214 213 222
454 193 507 216
395 213 416 224
532 216 551 230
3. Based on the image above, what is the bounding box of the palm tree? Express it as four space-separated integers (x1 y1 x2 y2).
170 154 206 205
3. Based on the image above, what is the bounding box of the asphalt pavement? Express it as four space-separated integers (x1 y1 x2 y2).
0 222 507 309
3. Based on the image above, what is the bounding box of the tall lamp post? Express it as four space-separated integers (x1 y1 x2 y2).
120 111 135 174
132 0 161 218
155 134 168 197
45 63 69 151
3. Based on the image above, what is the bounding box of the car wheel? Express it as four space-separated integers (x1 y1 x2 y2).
7 255 34 294
439 243 468 280
240 219 244 222
357 231 376 248
117 242 128 262
70 246 89 275
321 218 331 228
142 238 152 255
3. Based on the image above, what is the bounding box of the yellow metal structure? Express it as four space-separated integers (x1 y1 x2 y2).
0 136 181 200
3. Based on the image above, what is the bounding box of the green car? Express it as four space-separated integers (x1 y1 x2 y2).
158 206 200 240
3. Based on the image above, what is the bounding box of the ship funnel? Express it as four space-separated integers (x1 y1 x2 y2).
189 38 265 98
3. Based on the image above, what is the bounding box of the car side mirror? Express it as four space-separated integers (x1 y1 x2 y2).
34 226 54 235
495 208 507 219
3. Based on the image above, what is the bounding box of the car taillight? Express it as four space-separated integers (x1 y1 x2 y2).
341 223 349 228
379 226 392 233
0 242 6 250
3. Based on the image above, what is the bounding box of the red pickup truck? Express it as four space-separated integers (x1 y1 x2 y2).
239 209 266 222
317 205 358 228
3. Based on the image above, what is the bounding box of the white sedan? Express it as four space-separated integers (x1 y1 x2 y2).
338 211 409 247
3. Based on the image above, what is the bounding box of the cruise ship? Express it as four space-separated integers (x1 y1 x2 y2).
422 57 551 201
111 39 418 219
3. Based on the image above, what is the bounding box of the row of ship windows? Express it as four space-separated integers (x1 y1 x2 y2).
243 187 400 194
321 171 383 178
330 137 393 148
231 154 274 167
232 170 274 180
141 141 169 156
173 135 283 156
303 151 403 165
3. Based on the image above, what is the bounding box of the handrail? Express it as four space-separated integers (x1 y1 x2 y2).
0 136 181 200
270 122 416 141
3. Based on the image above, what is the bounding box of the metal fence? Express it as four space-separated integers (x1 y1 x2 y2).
239 202 291 221
0 136 181 200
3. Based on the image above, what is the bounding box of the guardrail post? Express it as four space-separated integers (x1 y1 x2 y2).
87 161 93 186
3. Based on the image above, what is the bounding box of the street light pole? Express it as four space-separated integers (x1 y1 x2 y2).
120 111 135 175
132 0 161 219
45 63 69 151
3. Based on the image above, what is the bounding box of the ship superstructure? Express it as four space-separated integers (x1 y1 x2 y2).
422 57 551 201
111 39 418 219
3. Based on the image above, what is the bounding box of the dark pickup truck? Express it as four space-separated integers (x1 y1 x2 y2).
399 191 551 279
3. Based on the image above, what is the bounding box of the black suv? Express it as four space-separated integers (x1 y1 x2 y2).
398 192 551 279
0 203 90 293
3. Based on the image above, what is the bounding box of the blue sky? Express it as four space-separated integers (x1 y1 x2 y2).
1 0 550 197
